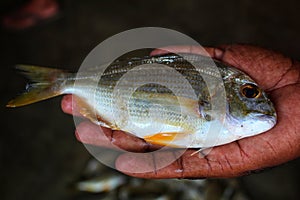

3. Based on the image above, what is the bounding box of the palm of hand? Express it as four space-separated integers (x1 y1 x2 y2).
62 44 300 178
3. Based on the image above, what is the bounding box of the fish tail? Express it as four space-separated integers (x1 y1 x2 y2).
7 65 73 107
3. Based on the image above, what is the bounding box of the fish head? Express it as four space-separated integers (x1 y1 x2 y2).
224 73 277 139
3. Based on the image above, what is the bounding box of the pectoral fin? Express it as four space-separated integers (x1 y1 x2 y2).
175 96 201 118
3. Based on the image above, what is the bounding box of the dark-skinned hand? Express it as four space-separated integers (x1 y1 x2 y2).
61 44 300 178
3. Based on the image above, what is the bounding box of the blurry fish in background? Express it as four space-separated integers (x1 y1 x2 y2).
73 158 250 200
76 175 126 193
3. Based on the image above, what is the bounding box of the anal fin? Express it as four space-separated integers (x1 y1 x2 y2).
143 132 187 147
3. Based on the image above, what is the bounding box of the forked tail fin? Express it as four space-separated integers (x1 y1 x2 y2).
7 65 72 107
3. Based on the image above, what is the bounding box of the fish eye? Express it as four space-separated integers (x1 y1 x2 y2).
240 84 262 98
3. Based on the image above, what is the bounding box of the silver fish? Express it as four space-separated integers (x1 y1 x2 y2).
7 53 276 148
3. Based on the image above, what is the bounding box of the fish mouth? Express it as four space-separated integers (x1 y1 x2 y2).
250 112 277 125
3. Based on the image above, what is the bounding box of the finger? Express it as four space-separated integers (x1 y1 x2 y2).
150 45 224 59
116 144 251 179
75 121 162 152
61 94 83 117
216 44 295 91
116 150 187 178
61 95 72 115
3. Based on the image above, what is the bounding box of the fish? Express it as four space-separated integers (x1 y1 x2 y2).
76 175 126 193
7 53 276 148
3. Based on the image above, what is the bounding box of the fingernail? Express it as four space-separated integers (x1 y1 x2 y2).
214 48 224 60
61 95 72 113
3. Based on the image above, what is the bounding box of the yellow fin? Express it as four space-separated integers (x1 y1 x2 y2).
143 132 187 147
7 65 72 107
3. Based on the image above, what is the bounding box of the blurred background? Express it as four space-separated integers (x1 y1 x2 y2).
1 0 300 199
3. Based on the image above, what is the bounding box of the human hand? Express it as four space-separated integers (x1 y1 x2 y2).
61 44 300 178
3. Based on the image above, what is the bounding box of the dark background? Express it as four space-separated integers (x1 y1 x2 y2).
1 0 300 199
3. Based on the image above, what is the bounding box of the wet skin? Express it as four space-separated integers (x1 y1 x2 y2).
61 44 300 178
